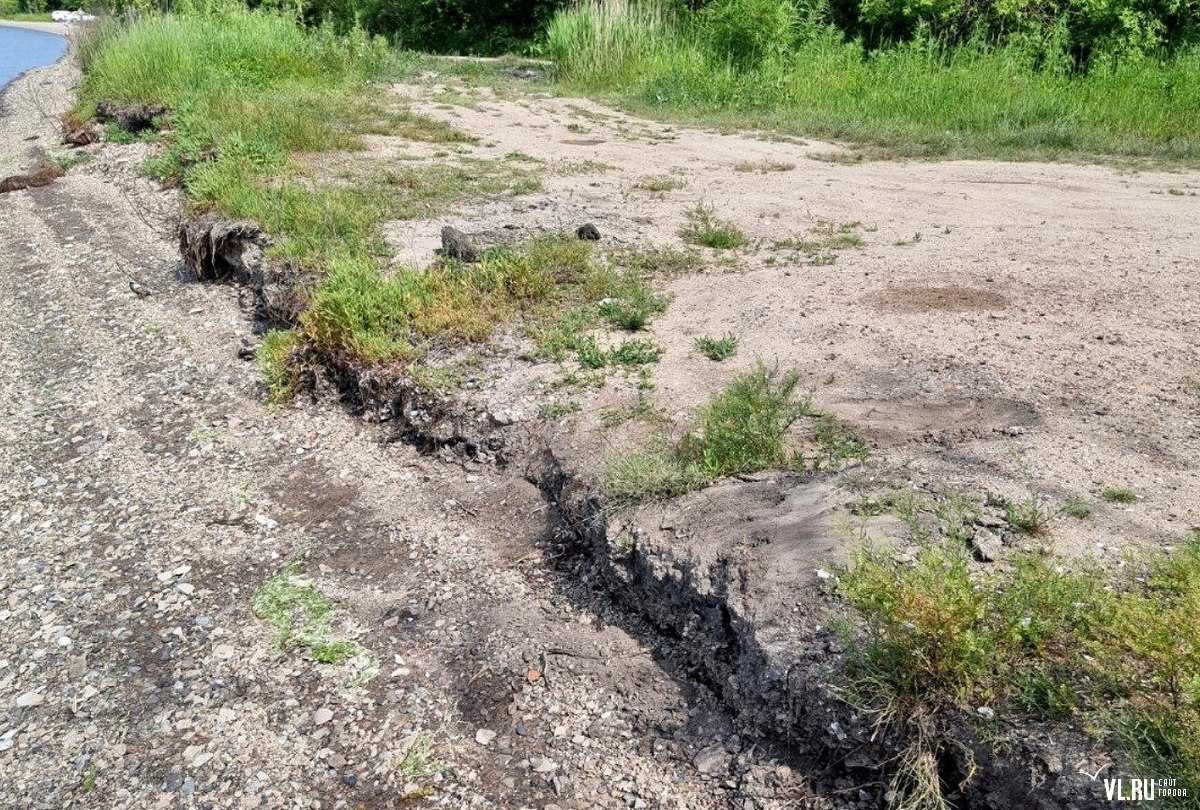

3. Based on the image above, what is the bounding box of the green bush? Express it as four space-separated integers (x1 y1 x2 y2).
680 363 811 477
700 0 798 67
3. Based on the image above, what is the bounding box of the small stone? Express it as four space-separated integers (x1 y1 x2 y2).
191 752 213 768
971 528 1003 562
693 745 728 775
16 692 44 708
976 706 995 719
475 729 497 746
313 708 334 726
576 223 601 241
531 757 558 773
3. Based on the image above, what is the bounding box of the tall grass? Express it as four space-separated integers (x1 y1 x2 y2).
547 0 1200 162
841 534 1200 807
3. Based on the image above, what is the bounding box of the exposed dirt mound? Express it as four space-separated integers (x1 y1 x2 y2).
0 163 63 193
178 216 269 283
94 98 169 133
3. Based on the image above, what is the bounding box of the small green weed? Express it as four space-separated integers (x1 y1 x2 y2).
680 203 747 250
612 245 701 276
539 400 581 420
1062 497 1092 519
810 415 871 467
694 333 738 361
257 330 302 403
251 562 364 665
80 767 99 794
773 222 863 265
55 153 92 171
1104 488 1140 504
609 338 663 366
991 486 1051 535
603 363 813 502
598 286 669 330
634 174 684 192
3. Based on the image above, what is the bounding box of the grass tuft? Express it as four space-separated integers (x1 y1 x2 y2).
839 516 1200 808
680 203 748 249
1104 487 1140 504
250 562 365 665
694 333 738 360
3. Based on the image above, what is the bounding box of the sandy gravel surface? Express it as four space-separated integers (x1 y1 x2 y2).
0 20 68 33
389 79 1200 558
0 62 811 810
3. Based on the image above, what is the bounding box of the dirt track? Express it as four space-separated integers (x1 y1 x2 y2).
1 54 1198 810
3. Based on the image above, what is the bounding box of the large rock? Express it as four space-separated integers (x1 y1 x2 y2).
441 226 478 263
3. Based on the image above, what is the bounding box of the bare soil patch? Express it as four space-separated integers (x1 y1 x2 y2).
862 283 1010 312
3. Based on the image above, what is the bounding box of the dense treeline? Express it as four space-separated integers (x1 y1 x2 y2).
10 0 1197 59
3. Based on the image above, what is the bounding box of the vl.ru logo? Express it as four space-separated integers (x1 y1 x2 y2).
1101 776 1188 802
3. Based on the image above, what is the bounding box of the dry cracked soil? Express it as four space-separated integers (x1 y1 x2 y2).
1 49 1198 810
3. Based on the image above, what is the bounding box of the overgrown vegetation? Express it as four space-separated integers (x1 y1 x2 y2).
548 0 1200 163
80 8 673 397
839 516 1200 807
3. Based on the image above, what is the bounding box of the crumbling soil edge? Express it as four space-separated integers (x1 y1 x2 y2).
178 214 514 463
179 213 1113 809
528 449 1113 810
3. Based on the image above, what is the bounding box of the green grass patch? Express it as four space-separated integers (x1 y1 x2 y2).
257 329 302 402
694 333 738 361
838 519 1200 807
633 174 684 192
609 337 663 366
598 285 669 330
547 1 1200 165
680 203 748 249
604 362 819 502
1104 487 1141 503
773 221 864 265
250 562 365 665
1062 497 1092 519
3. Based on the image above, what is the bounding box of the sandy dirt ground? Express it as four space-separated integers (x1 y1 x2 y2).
387 78 1200 559
0 19 69 34
2 50 1198 810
